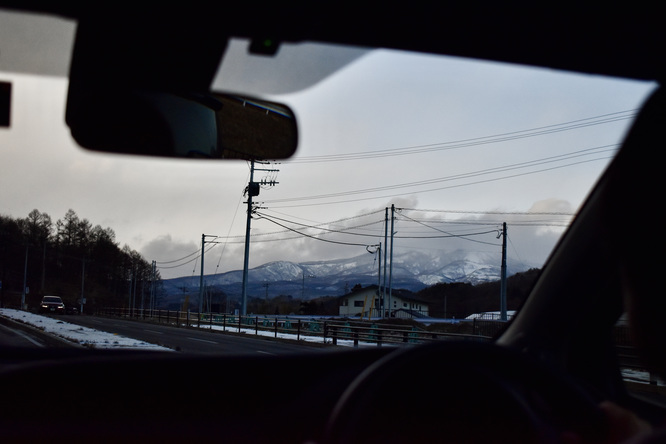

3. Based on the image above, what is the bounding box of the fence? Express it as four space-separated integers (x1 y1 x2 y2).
96 307 493 347
94 307 648 378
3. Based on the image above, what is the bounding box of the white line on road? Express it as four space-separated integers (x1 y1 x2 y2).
0 324 44 347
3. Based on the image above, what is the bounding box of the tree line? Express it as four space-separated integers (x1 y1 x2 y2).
238 269 540 319
414 268 540 319
0 209 160 312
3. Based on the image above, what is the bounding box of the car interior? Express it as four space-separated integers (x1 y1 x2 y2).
1 3 664 443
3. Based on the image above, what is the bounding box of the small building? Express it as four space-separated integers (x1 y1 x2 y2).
339 285 429 319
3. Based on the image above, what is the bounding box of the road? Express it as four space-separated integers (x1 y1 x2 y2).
58 315 332 355
0 320 49 348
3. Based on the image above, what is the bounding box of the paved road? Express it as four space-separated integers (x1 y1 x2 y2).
0 320 47 348
59 315 332 355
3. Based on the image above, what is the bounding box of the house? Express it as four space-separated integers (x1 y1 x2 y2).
338 285 430 319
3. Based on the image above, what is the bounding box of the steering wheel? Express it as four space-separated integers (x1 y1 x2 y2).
323 341 607 444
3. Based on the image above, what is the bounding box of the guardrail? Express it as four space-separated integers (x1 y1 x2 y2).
94 308 652 378
96 307 492 347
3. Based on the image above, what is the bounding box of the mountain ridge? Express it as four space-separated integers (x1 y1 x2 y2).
161 249 536 302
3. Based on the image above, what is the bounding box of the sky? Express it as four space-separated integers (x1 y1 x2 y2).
0 12 658 280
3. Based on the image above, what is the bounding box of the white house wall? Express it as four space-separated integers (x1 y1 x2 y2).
339 290 429 318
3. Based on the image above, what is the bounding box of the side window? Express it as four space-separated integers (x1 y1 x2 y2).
615 314 665 390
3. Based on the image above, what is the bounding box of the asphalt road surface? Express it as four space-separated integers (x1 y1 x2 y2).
0 320 48 348
58 315 332 355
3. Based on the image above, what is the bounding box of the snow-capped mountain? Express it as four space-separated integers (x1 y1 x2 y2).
161 250 536 300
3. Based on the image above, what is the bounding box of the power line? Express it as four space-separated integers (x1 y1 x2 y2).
213 181 248 277
287 110 636 164
396 211 500 245
255 211 384 238
154 242 219 270
265 154 613 209
153 205 570 270
255 210 503 247
154 249 200 265
401 208 575 216
254 213 377 249
267 145 615 205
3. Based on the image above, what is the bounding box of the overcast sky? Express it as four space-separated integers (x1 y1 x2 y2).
0 13 657 280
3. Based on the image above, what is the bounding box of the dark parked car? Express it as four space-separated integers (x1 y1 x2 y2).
39 296 65 315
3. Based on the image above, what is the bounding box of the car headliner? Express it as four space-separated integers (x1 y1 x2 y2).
1 3 664 83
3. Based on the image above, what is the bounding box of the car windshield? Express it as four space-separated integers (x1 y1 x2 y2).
42 297 62 304
4 7 666 443
0 11 657 353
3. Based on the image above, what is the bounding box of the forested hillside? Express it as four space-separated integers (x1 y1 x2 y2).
0 209 159 312
414 268 541 318
249 269 541 319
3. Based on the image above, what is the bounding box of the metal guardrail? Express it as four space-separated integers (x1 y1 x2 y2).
94 307 651 379
96 307 492 347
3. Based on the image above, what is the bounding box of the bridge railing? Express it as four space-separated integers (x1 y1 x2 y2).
95 307 651 380
96 307 492 346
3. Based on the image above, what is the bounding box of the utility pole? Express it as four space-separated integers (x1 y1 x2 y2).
383 208 388 318
499 222 508 321
377 242 382 317
200 234 205 313
199 234 221 314
301 271 315 299
241 161 256 317
80 257 85 314
150 260 156 315
388 204 395 318
41 239 46 293
241 160 279 316
132 267 138 316
128 269 133 315
21 243 28 310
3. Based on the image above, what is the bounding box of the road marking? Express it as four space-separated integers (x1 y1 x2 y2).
144 329 164 334
186 337 218 344
0 324 44 347
256 350 276 355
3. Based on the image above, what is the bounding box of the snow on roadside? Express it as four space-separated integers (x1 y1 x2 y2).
0 308 172 351
196 322 377 348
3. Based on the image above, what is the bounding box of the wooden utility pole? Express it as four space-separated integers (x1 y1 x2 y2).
500 222 508 321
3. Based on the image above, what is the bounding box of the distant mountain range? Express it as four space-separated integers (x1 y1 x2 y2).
160 249 536 302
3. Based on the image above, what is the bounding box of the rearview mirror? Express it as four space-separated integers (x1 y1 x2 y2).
66 90 297 160
64 11 297 160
